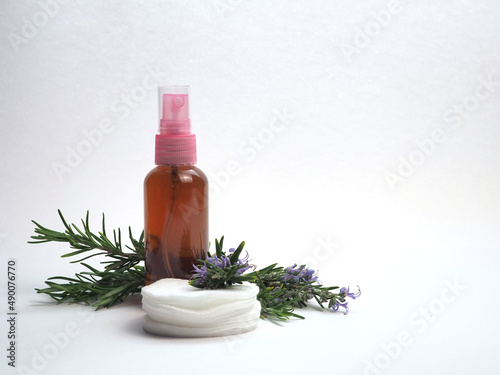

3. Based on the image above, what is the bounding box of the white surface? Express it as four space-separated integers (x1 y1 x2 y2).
1 0 499 374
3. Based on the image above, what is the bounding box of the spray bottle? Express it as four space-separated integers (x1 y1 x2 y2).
144 86 208 284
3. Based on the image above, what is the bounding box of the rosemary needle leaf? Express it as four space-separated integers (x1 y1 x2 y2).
60 249 89 258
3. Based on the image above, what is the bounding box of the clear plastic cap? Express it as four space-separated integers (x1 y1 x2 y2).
159 85 191 134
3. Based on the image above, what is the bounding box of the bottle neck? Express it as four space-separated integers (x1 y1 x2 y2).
155 163 195 169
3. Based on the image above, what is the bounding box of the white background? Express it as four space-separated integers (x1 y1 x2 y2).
1 1 499 374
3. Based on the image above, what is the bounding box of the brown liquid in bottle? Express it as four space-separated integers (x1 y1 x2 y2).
144 164 208 285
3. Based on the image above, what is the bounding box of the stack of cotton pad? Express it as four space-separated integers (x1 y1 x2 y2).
141 278 261 338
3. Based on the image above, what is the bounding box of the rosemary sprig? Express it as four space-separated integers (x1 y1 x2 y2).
29 210 145 310
30 211 360 319
189 237 361 320
188 236 255 289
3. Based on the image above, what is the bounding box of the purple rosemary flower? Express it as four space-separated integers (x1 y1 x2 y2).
189 238 253 289
331 300 350 314
191 264 209 287
340 285 361 299
281 264 318 284
205 255 231 269
230 248 251 274
330 286 361 314
190 255 233 287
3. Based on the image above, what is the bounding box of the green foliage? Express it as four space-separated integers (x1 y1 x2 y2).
29 210 144 310
30 211 359 319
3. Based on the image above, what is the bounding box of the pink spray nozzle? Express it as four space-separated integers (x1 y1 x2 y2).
159 86 191 134
155 85 197 165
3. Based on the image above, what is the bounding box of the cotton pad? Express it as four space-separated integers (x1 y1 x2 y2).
141 278 261 337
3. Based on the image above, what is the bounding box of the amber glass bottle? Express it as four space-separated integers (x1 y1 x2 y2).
144 164 208 284
144 86 208 285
